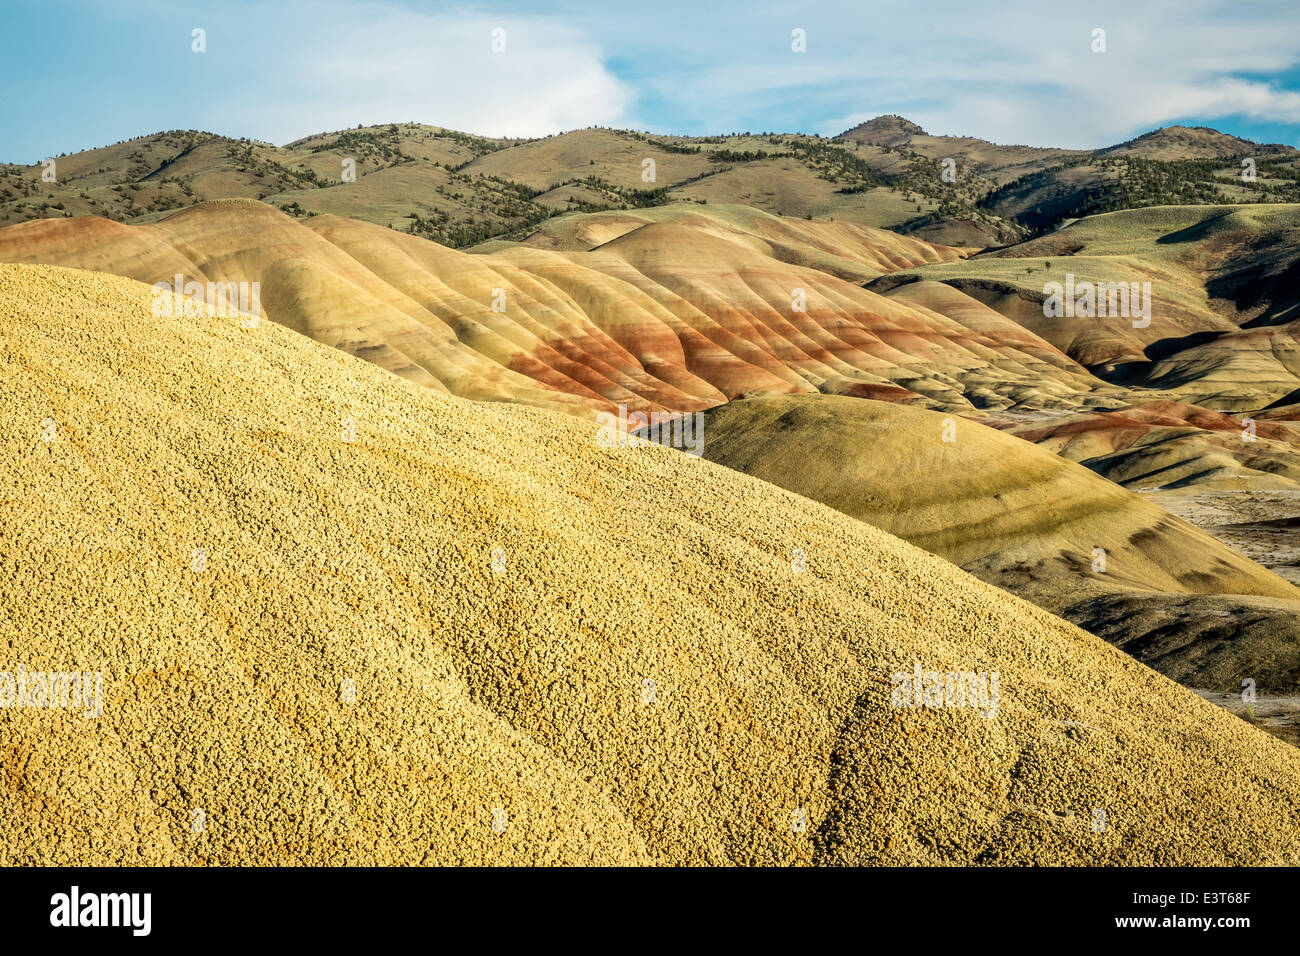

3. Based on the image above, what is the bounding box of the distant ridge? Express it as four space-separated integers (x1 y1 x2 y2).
4 117 1297 247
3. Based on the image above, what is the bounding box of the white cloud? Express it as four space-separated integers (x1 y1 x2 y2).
207 2 633 141
12 0 1300 157
595 0 1300 147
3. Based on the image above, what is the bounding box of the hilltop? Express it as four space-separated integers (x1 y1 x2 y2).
696 393 1300 694
6 117 1298 249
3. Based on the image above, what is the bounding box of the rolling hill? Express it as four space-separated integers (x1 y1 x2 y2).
693 393 1300 694
0 123 954 243
9 190 1300 499
12 193 1300 488
0 199 1140 417
8 117 1298 249
866 204 1300 495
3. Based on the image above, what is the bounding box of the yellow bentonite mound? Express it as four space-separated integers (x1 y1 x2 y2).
2 261 1299 865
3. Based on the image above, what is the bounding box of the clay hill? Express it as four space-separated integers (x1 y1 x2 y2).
14 192 1300 444
8 122 1300 748
0 199 1135 417
694 394 1300 694
9 197 1300 498
869 204 1300 494
6 261 1300 866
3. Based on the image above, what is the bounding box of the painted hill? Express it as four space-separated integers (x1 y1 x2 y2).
871 204 1300 405
862 204 1300 494
9 192 1300 497
0 200 1137 418
5 262 1300 865
1012 400 1300 490
695 393 1300 693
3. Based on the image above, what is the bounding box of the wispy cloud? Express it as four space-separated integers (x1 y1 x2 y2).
818 0 1300 146
236 3 633 140
2 0 1300 161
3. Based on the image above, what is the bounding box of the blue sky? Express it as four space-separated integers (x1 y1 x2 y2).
3 0 1300 163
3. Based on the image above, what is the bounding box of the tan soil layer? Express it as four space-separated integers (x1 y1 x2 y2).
3 263 1300 865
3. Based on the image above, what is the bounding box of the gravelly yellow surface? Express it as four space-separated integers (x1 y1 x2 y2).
3 262 1300 866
